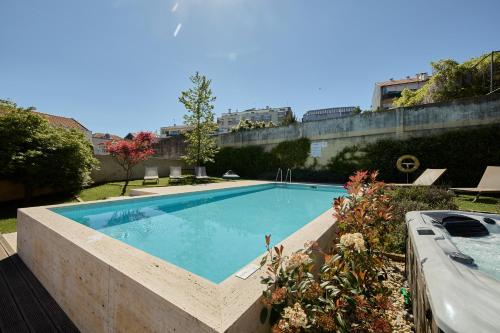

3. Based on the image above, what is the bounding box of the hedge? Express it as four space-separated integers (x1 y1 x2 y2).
207 138 310 179
328 124 500 186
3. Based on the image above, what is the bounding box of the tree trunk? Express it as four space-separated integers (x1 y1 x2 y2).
121 168 130 196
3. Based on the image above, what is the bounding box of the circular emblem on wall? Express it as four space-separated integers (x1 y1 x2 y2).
396 155 420 173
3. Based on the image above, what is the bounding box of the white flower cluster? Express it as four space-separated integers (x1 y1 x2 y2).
282 302 308 328
286 252 310 270
340 232 366 252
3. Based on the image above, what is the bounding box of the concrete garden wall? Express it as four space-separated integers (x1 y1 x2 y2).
217 95 500 165
90 155 185 184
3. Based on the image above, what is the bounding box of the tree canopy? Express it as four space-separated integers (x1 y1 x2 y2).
394 52 500 107
0 103 98 200
106 131 155 195
179 72 219 166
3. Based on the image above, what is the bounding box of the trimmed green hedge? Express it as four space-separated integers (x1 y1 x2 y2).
207 138 310 178
328 124 500 186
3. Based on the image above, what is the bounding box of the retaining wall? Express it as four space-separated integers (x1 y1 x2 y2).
217 95 500 165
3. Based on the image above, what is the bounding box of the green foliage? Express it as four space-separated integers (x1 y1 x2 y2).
0 107 98 200
230 119 277 132
208 145 275 178
327 124 500 186
385 186 458 253
282 111 297 125
327 145 368 177
271 138 310 169
208 138 310 177
260 171 393 333
179 72 219 166
394 52 500 107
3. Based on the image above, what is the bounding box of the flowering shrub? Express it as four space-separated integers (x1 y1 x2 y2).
261 171 393 333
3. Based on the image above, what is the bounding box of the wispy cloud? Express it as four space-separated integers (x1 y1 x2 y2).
171 2 179 12
173 23 182 37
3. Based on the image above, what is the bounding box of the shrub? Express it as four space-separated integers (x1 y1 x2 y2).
260 171 393 333
207 145 276 178
271 138 311 170
230 119 277 132
0 107 98 201
384 186 458 253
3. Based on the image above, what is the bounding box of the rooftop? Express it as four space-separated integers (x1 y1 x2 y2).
376 73 430 87
92 133 122 140
0 106 89 132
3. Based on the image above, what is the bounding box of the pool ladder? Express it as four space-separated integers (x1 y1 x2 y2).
275 168 292 183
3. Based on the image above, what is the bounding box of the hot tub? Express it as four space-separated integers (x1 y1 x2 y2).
406 210 500 333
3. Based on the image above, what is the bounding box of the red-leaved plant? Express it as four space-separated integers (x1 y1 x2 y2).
261 171 394 333
106 132 155 195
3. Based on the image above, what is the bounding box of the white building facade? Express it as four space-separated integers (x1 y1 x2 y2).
217 106 292 133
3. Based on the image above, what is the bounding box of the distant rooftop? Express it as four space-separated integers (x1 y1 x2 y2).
92 133 122 140
221 106 291 116
0 105 89 132
376 73 430 87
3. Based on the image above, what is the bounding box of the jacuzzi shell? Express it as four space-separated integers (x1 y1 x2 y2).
406 210 500 333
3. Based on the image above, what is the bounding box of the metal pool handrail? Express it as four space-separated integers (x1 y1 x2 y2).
285 168 292 183
275 168 283 182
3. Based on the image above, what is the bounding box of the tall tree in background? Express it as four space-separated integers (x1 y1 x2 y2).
282 111 297 126
106 132 155 195
179 72 218 166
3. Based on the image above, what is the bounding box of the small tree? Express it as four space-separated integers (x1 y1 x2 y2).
179 72 218 166
106 132 155 195
0 104 98 201
282 111 297 126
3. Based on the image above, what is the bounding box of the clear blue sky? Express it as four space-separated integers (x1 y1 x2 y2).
1 0 499 136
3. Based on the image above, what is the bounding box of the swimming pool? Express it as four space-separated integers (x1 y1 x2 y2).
51 183 345 283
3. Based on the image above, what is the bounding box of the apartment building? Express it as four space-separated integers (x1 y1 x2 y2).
371 73 430 110
217 106 292 133
159 124 192 137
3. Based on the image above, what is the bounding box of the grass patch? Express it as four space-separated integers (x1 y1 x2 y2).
0 217 16 234
454 194 500 213
0 176 224 234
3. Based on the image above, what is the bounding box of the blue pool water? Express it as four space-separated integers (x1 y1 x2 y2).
52 183 345 283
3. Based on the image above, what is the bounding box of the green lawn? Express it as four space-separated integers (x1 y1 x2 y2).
0 176 224 234
454 194 500 214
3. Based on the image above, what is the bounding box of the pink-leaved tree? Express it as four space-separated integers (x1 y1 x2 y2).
106 132 155 195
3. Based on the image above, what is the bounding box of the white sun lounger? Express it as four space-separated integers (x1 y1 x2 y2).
195 166 210 179
143 166 159 184
388 168 447 187
452 166 500 201
223 170 240 179
169 166 184 182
